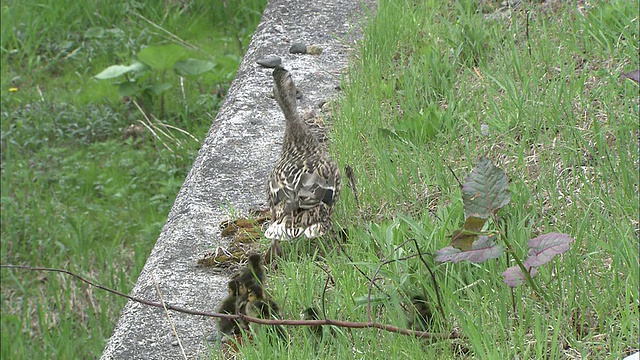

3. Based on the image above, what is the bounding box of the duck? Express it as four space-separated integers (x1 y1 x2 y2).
265 67 341 259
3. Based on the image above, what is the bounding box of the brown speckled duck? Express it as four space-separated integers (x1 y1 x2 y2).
265 67 341 259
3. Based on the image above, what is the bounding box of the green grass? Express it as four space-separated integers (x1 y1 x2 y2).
1 0 266 358
230 0 638 359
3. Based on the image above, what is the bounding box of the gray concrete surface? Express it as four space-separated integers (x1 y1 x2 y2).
100 0 373 358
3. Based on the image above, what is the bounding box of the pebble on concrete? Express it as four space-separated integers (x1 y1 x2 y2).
289 42 307 54
306 45 323 55
256 56 282 68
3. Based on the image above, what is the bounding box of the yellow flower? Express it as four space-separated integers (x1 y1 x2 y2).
9 87 18 92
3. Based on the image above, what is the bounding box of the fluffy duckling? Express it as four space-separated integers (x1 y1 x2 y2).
243 283 285 339
232 254 265 289
301 306 323 340
407 295 433 331
217 280 241 336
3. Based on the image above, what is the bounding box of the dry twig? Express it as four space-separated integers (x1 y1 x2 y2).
1 264 460 340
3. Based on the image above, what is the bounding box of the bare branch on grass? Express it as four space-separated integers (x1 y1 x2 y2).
1 264 460 340
367 238 415 323
410 238 447 323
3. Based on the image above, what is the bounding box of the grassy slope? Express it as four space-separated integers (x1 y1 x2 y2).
236 0 638 359
1 0 266 358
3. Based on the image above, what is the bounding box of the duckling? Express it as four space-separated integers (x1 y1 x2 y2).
265 67 341 257
244 283 285 339
217 280 241 336
232 254 265 296
407 295 433 331
230 254 265 329
301 306 323 340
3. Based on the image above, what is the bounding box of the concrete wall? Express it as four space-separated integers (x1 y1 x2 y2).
101 0 373 358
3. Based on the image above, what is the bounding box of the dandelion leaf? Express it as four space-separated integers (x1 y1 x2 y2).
173 59 216 76
94 61 147 80
137 44 188 71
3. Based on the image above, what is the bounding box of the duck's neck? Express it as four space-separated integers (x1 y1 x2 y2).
282 110 318 155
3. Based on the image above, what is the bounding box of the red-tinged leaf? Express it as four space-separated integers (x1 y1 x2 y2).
435 235 504 263
462 157 511 219
502 264 539 288
523 233 574 268
450 216 487 251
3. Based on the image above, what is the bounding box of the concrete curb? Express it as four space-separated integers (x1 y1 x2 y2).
100 1 373 358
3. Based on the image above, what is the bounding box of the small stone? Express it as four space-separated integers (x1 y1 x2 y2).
289 42 307 54
306 45 323 55
171 340 179 347
480 123 490 136
256 56 282 68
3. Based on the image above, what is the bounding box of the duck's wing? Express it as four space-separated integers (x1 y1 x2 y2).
268 158 339 213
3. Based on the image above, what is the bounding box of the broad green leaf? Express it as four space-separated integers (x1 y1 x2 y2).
523 233 574 267
117 81 142 97
59 41 74 51
95 61 148 79
85 27 105 39
149 82 173 95
137 44 188 71
462 156 510 219
173 59 216 76
435 235 504 263
450 216 488 251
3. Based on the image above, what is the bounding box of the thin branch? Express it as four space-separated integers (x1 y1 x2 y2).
131 12 204 55
314 263 333 320
367 238 415 323
132 100 174 153
158 121 199 142
445 163 463 189
506 252 517 316
153 275 187 360
333 238 386 293
410 238 447 323
526 10 532 57
1 265 460 340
